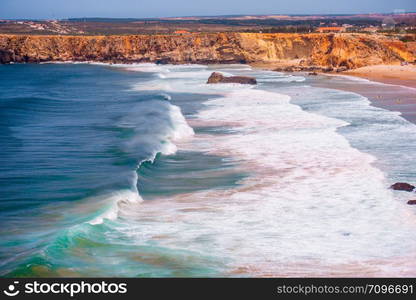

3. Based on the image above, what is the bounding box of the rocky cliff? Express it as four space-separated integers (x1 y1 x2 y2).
0 33 414 69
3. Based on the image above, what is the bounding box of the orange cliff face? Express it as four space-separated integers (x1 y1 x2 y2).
0 33 414 69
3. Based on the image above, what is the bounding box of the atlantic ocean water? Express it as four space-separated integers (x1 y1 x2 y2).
1 63 416 277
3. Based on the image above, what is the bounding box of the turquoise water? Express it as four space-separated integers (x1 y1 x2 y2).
1 63 416 277
0 63 245 276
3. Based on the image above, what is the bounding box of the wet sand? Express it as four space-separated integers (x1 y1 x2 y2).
343 65 416 89
338 66 416 124
313 72 416 125
253 63 416 125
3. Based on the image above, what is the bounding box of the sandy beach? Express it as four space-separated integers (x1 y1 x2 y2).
313 71 416 124
253 62 416 124
344 64 416 89
252 62 416 89
324 65 416 124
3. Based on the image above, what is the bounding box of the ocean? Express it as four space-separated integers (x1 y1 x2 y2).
1 62 416 277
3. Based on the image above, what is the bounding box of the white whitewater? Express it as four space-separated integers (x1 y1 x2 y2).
111 63 416 276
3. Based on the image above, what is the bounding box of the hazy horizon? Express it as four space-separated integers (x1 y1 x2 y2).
1 0 415 20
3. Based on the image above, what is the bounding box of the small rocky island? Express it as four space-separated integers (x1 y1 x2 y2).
207 72 257 85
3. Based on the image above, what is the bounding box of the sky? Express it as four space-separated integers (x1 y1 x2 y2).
1 0 415 19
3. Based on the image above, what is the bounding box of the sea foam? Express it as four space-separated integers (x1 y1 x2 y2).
96 63 416 276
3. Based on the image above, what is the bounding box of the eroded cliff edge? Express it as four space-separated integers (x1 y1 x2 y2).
0 33 414 70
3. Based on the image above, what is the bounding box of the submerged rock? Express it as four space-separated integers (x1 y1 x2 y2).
390 182 415 192
207 72 257 85
407 200 416 205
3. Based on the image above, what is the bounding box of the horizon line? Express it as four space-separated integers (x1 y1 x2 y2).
1 11 415 21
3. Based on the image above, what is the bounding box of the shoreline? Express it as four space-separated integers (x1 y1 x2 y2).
251 62 416 88
2 60 416 277
317 66 416 125
5 60 416 125
252 62 416 125
343 65 416 89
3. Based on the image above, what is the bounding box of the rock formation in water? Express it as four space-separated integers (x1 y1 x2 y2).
207 72 257 84
0 33 414 69
390 182 415 192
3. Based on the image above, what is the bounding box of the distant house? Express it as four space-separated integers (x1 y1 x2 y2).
317 27 345 33
174 30 191 35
